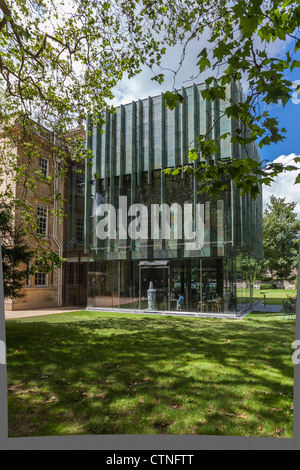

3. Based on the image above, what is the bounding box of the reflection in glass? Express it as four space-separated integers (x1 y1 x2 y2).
85 82 263 316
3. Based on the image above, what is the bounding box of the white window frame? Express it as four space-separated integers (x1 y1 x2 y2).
34 262 48 288
76 173 85 196
75 216 84 244
37 204 48 238
39 156 49 178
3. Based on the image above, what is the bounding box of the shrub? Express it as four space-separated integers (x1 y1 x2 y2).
260 284 277 290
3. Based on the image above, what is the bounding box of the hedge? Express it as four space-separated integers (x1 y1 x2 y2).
260 284 277 290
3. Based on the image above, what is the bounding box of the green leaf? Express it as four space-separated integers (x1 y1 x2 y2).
213 42 230 61
201 86 226 101
291 60 300 71
163 91 184 110
219 132 231 140
151 74 165 84
188 149 199 161
225 104 242 118
294 174 300 184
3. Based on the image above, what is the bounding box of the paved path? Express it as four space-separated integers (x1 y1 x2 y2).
4 302 284 320
250 304 282 312
5 306 83 320
238 302 282 319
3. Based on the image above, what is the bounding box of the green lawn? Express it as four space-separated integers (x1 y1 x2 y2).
5 309 296 438
237 288 297 306
253 289 297 305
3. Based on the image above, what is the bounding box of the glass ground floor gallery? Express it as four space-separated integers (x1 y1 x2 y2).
87 254 257 316
85 173 263 316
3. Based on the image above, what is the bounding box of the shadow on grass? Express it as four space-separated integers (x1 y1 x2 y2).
5 313 296 437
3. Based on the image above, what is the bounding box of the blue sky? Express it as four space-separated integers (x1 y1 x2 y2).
258 93 300 217
256 51 300 218
259 64 300 162
260 99 300 161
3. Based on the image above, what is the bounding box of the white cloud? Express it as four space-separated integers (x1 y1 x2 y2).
262 154 300 219
110 23 294 107
110 35 213 107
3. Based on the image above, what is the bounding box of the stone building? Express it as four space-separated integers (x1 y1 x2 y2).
1 118 87 311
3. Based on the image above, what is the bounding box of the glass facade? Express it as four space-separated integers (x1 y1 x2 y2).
63 160 88 306
85 81 263 315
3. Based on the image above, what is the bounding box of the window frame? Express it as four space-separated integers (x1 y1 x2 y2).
38 156 49 178
76 173 85 196
75 216 84 244
34 262 48 288
37 203 48 238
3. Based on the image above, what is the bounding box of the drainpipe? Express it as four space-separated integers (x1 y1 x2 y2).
52 70 63 307
53 158 63 307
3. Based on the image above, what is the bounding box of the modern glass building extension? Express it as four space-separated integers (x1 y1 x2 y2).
84 81 263 316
